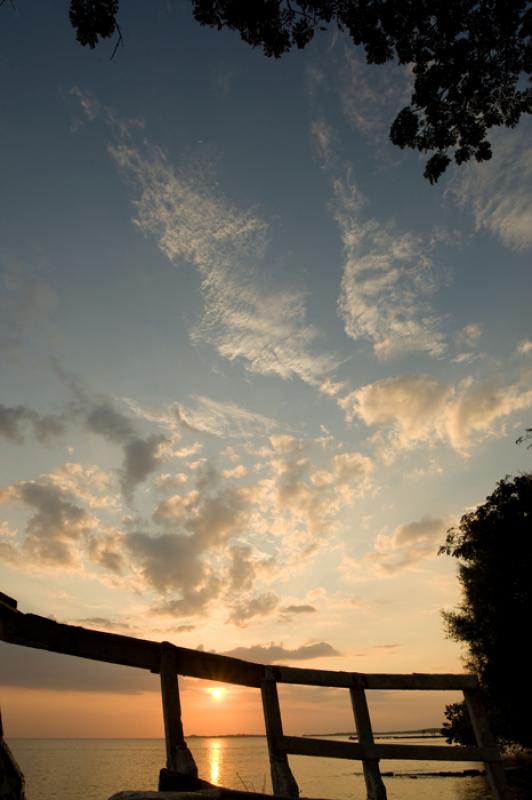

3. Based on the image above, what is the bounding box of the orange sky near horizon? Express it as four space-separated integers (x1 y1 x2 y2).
1 682 461 739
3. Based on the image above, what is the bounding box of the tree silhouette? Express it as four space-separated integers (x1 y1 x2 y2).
439 474 532 747
59 0 532 182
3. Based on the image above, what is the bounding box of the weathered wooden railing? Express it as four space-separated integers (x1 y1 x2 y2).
0 593 511 800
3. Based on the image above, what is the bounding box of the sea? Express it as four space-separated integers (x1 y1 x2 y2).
9 735 495 800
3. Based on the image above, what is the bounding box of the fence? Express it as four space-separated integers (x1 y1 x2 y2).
0 592 511 800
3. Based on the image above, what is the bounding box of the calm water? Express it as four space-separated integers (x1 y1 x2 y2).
9 736 491 800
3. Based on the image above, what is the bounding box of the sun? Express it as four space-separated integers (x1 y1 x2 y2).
208 687 226 701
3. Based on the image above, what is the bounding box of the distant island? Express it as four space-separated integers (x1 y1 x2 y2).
305 728 444 739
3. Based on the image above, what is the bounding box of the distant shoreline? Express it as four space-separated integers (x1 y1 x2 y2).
11 729 444 740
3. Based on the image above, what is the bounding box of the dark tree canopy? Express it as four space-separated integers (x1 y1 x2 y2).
439 474 532 747
64 0 532 182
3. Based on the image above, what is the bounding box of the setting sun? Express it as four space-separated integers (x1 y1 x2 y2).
208 687 226 701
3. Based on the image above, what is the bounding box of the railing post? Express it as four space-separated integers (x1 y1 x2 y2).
350 682 387 800
159 642 198 777
0 708 26 800
261 667 299 797
463 689 511 800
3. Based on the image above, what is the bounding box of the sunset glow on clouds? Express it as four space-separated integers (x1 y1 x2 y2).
0 2 531 737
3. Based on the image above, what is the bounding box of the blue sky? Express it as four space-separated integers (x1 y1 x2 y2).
0 1 531 735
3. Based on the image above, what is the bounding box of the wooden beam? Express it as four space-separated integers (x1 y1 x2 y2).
464 689 511 800
159 644 197 776
0 604 262 686
1 601 478 692
350 687 387 800
281 735 497 763
261 669 299 798
273 666 478 690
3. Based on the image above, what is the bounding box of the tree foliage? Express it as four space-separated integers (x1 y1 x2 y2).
63 0 532 182
439 474 532 747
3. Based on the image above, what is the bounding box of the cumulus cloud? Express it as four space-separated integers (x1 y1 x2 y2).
450 125 532 251
342 373 532 455
129 485 251 616
46 463 119 510
222 641 340 663
109 136 337 384
365 515 448 575
0 478 95 568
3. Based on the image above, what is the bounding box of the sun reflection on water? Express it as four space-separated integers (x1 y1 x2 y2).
208 738 225 785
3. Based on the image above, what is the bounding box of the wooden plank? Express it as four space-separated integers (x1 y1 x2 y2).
350 687 387 800
160 644 197 776
274 666 477 690
0 605 263 686
261 669 299 798
0 593 17 610
464 689 511 800
282 736 497 763
1 602 478 692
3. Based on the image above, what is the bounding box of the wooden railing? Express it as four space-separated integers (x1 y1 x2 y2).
0 593 511 800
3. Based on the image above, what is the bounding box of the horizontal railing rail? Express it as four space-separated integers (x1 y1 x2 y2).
0 593 510 800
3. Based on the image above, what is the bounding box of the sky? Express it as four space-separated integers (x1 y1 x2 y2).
0 1 531 739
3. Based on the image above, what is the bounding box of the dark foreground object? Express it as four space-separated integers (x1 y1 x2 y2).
0 710 26 800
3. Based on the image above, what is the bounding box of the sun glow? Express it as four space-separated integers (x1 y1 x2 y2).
209 687 226 701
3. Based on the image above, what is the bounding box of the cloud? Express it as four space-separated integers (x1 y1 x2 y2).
0 403 65 443
82 399 169 499
450 125 532 250
0 478 95 568
126 530 207 595
365 515 448 575
455 324 482 349
85 528 125 574
336 208 446 359
129 485 251 616
226 592 280 626
278 603 317 621
107 135 337 384
337 50 413 145
281 604 317 615
120 434 167 500
222 641 340 663
46 463 119 510
175 395 279 439
342 373 532 455
227 544 255 593
517 339 532 355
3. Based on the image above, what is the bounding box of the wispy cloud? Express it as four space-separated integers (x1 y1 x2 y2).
337 50 412 146
0 403 65 443
107 133 337 384
335 183 447 359
450 125 532 251
309 120 447 360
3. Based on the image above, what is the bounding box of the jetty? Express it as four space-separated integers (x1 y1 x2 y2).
0 592 511 800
